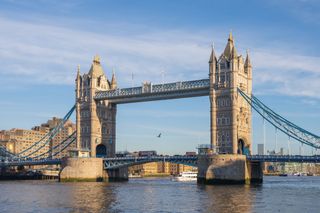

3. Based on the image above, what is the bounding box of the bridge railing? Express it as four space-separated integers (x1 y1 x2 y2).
95 79 210 100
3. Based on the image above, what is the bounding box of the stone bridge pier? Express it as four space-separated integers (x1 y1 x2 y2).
59 158 128 182
197 154 263 184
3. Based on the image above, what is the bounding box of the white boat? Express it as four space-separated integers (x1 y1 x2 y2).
128 174 142 178
172 171 197 182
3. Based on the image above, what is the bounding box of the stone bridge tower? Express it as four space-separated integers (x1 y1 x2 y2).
209 33 252 155
75 56 117 157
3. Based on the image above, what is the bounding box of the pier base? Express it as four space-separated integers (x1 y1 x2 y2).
197 154 263 184
59 158 128 182
59 158 108 182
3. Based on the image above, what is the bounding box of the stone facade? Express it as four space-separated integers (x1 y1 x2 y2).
209 32 252 154
75 56 117 157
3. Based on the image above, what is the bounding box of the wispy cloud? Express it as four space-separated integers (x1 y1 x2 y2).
267 0 320 25
1 14 320 100
252 50 320 98
0 17 214 86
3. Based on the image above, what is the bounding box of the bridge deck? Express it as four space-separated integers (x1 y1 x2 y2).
94 79 210 104
2 155 320 168
247 155 320 163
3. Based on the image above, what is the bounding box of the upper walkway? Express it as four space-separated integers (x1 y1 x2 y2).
94 79 210 104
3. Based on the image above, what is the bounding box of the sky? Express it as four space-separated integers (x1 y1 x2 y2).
0 0 320 155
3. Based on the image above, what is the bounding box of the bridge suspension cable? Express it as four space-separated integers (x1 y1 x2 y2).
30 131 76 159
0 105 75 159
0 145 16 158
238 88 320 149
18 105 75 158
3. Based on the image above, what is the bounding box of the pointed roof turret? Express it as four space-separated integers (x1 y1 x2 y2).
209 43 217 63
110 68 117 89
223 31 237 60
244 50 252 68
231 46 238 59
88 55 105 78
228 31 233 42
76 65 80 76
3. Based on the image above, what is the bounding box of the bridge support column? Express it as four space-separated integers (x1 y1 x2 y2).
59 158 108 182
197 154 263 184
59 158 129 182
107 168 128 182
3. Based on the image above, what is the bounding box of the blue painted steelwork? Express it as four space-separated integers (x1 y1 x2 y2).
19 105 75 158
0 105 75 159
31 132 76 159
0 145 16 158
94 79 210 103
247 155 320 163
103 155 198 169
103 155 320 170
238 88 320 149
3 154 320 168
0 159 62 167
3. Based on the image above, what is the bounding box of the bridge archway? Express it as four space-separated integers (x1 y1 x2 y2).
96 144 107 158
237 139 250 155
238 139 246 155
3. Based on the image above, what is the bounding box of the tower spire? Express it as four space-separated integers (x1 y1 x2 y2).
209 43 217 63
111 68 117 89
245 50 252 67
223 31 237 60
228 30 233 42
77 65 80 76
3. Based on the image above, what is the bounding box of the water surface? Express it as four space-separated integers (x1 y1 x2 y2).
0 176 319 213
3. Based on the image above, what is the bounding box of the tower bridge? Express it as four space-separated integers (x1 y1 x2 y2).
1 33 320 184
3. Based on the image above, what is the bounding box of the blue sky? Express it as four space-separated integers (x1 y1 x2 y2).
0 0 320 155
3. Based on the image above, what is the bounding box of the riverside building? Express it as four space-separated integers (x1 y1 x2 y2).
0 117 76 159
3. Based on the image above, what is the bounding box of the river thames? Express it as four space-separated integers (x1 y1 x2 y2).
0 176 319 213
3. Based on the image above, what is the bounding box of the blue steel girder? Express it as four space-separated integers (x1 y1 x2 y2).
0 159 62 167
103 156 198 170
238 88 320 149
247 155 320 163
94 79 210 104
3 155 320 168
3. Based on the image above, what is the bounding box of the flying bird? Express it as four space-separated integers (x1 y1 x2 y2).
157 133 162 138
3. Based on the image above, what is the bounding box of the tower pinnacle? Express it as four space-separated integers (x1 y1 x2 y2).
209 44 217 63
111 68 117 89
245 50 252 67
77 65 80 76
228 30 233 42
223 32 237 60
93 55 100 64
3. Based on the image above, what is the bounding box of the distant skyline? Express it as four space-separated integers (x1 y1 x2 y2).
0 0 320 155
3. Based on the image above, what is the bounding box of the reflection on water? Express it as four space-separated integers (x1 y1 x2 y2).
204 184 255 213
0 176 320 213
